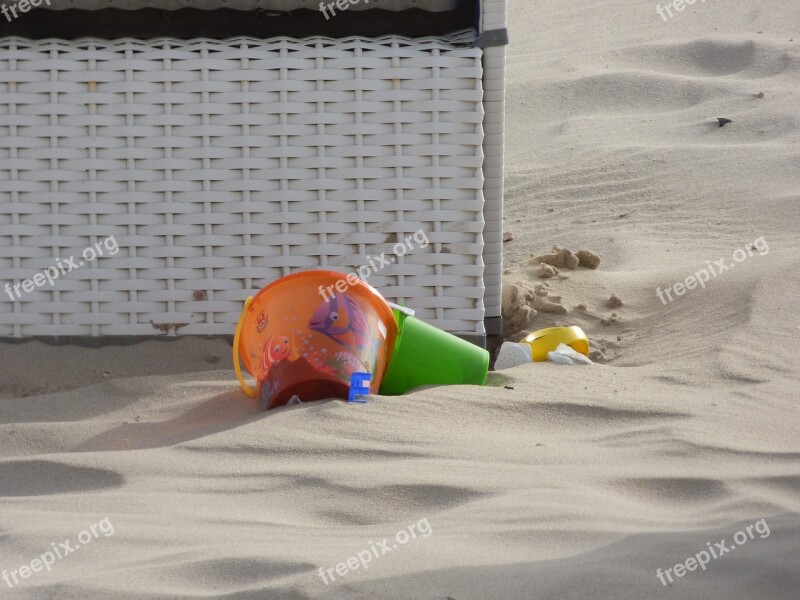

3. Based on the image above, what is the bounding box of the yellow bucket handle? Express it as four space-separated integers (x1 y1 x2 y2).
232 295 257 398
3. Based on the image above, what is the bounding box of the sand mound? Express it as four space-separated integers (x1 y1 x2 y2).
527 245 601 271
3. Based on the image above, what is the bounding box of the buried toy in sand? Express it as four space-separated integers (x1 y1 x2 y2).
233 270 397 410
233 270 490 409
495 326 591 370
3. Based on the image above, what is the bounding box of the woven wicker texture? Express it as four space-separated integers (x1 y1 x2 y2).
38 0 458 10
480 0 506 320
481 0 506 30
0 35 486 337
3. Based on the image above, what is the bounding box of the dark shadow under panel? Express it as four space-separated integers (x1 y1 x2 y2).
0 7 478 39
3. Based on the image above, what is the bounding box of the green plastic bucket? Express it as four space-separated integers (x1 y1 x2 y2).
379 310 489 395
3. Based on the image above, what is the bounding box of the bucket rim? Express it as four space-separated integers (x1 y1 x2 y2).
238 269 398 375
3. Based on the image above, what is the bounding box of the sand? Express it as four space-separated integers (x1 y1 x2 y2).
1 1 799 598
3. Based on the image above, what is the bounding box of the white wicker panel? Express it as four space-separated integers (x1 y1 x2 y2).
481 0 507 31
480 42 505 321
40 0 458 10
0 35 485 337
478 0 506 324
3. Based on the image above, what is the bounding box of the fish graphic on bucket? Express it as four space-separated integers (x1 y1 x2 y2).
233 270 397 410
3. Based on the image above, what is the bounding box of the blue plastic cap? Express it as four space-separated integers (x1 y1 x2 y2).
348 371 372 403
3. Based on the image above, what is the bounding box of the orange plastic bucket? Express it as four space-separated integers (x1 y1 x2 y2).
233 270 397 410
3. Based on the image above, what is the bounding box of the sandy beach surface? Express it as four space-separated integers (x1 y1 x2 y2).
1 1 799 598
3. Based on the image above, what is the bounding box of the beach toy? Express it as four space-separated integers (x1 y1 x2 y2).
547 343 592 365
494 342 533 370
233 270 397 410
378 310 489 395
521 326 589 362
348 372 371 403
495 327 591 369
